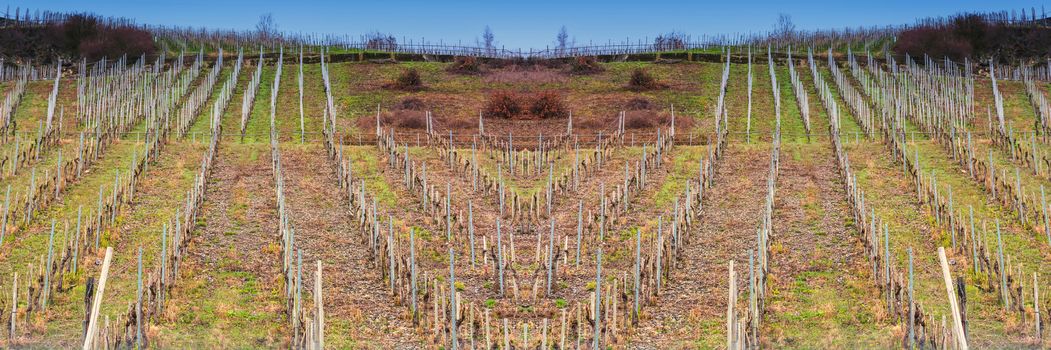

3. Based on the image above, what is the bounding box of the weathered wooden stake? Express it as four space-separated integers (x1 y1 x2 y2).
938 247 968 350
996 220 1008 309
656 216 663 294
43 220 54 309
560 308 567 350
10 272 16 338
908 247 914 349
82 247 113 350
503 318 510 349
1035 273 1041 339
469 202 475 267
547 218 554 296
497 219 504 296
727 260 736 350
449 247 457 349
316 260 324 349
594 246 602 350
633 227 641 325
576 201 582 267
411 227 418 323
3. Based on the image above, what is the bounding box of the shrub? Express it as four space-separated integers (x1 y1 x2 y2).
59 14 155 61
483 90 568 120
627 68 662 91
388 68 424 91
624 97 653 110
622 112 655 128
393 97 426 110
540 58 565 69
447 56 483 75
394 113 427 129
485 58 514 69
446 118 474 130
529 91 569 119
576 118 604 130
653 32 686 51
58 14 101 53
77 26 155 61
894 13 1051 63
894 27 973 62
0 13 155 63
483 90 525 119
624 112 655 129
568 56 604 75
357 110 426 130
0 27 55 63
364 31 397 50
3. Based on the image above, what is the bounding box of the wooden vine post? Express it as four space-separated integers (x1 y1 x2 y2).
938 247 968 350
82 247 113 350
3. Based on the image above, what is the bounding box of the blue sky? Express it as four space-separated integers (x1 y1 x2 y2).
4 0 1045 49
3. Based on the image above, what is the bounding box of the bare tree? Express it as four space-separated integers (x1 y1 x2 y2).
365 31 397 50
556 25 570 53
480 26 496 53
654 32 686 50
256 13 278 42
775 13 795 42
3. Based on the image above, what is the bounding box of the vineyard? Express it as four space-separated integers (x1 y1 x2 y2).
0 6 1049 350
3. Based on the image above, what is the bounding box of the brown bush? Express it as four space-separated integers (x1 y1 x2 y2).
895 27 973 62
540 58 566 69
0 13 155 63
394 97 426 110
483 91 525 119
624 98 654 110
395 113 427 129
356 110 426 130
673 111 695 131
78 26 155 61
627 68 663 91
354 114 376 131
654 32 686 51
446 118 475 130
388 68 424 91
894 13 1051 63
485 58 514 69
365 32 397 50
484 90 568 120
529 91 569 119
568 56 604 75
624 112 656 129
448 56 483 75
576 118 604 130
622 110 691 130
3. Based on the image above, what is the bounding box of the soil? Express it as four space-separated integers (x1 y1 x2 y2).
762 144 888 346
633 145 771 348
280 144 419 347
156 142 288 348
